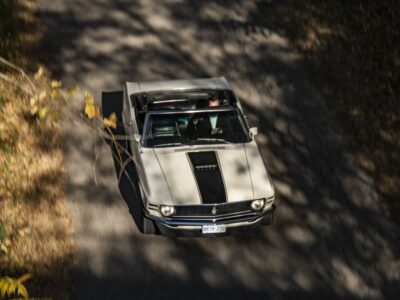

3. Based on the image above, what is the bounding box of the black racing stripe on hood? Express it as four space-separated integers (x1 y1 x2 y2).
187 151 226 204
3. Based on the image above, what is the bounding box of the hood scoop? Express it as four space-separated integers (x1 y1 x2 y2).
188 151 226 204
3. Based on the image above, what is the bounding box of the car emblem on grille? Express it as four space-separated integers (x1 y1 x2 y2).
211 207 217 215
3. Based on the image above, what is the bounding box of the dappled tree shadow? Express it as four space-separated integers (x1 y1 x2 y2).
37 0 400 299
258 0 400 224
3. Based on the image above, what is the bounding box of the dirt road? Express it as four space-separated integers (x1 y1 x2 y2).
38 1 399 299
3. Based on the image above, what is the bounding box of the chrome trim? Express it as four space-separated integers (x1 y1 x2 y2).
172 210 255 220
141 107 250 148
145 205 275 229
153 98 192 104
147 107 237 115
151 199 251 208
142 107 237 146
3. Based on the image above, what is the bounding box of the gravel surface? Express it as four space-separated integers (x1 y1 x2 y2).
38 1 399 299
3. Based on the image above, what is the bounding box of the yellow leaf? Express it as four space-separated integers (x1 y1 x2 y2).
103 112 118 129
30 105 38 116
38 107 49 120
0 278 6 289
7 281 17 297
0 243 7 254
84 92 94 105
38 90 47 101
29 95 38 106
17 282 28 299
1 279 9 298
50 88 58 100
51 80 62 88
84 103 100 119
34 66 44 80
84 92 99 119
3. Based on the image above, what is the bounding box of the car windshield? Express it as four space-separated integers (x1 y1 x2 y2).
143 109 250 147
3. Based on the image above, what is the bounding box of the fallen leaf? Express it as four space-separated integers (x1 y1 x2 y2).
38 107 49 120
50 88 58 100
30 105 38 116
51 80 62 88
0 244 7 254
38 90 47 101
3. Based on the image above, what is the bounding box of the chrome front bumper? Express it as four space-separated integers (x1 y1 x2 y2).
145 205 275 237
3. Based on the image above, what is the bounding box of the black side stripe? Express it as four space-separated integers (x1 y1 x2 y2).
187 151 226 204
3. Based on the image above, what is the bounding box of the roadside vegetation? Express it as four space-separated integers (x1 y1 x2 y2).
0 1 73 299
261 0 399 228
1 2 124 298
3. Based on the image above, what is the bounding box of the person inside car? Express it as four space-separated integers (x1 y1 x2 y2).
186 95 230 139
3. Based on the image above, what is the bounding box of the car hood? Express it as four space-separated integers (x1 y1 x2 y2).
147 142 274 205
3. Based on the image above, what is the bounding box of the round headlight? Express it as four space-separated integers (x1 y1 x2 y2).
160 205 176 217
251 199 265 211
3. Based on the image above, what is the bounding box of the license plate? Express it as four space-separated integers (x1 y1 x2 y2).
202 224 226 234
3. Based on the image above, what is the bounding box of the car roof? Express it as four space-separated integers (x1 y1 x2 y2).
126 77 232 95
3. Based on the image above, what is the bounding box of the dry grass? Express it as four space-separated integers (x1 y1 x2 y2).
0 1 74 299
0 77 74 300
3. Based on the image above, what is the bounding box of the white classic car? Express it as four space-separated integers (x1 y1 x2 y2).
121 77 275 236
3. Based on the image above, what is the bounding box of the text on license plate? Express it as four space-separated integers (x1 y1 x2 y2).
202 224 226 234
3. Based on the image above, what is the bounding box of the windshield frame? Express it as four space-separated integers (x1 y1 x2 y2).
141 107 250 148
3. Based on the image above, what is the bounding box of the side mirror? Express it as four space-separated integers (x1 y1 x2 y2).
134 133 142 143
249 127 258 138
133 133 142 153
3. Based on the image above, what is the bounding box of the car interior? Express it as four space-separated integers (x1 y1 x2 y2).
130 89 237 133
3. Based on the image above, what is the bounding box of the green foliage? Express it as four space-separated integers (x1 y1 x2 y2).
0 274 30 299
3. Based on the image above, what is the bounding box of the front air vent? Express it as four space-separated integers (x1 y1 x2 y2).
194 164 218 171
148 203 159 211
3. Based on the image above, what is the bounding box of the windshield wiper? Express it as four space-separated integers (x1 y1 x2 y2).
195 138 233 144
153 142 185 148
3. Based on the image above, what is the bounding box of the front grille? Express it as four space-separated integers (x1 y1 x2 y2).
174 201 253 218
